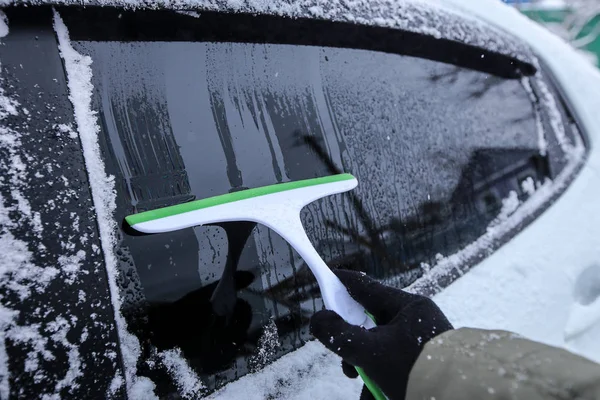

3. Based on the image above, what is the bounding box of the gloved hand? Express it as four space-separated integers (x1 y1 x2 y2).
310 270 453 400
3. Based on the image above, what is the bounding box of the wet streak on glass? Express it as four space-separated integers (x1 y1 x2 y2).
72 40 557 395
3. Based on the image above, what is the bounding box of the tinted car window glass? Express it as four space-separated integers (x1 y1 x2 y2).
71 40 565 394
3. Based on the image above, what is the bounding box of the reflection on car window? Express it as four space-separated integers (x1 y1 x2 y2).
72 40 572 395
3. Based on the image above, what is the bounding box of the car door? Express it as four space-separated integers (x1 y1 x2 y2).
0 7 125 399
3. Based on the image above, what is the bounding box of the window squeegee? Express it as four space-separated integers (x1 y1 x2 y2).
125 173 385 400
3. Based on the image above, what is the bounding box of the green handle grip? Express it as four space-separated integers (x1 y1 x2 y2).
355 366 386 400
354 312 387 400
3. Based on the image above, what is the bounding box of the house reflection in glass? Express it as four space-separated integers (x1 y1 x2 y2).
260 147 550 313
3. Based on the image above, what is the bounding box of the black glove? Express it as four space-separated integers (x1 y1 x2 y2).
310 270 453 400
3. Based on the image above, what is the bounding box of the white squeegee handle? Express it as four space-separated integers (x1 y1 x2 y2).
265 213 376 329
125 174 383 398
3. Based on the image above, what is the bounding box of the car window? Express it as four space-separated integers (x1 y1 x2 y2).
70 28 580 397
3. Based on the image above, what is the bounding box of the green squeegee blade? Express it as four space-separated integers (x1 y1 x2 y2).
125 173 355 226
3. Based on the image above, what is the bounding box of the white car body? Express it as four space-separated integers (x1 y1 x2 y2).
440 0 600 361
210 1 600 398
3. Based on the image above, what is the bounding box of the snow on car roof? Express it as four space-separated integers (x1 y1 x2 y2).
0 0 535 64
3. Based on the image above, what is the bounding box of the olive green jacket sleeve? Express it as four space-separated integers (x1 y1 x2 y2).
406 328 600 400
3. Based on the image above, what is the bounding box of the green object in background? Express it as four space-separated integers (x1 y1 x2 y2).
521 8 570 23
519 3 600 67
575 14 600 63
